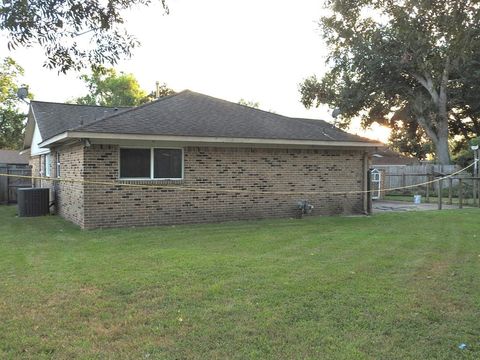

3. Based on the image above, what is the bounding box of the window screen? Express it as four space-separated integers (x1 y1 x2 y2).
56 153 61 177
120 148 151 178
44 154 51 177
153 149 182 179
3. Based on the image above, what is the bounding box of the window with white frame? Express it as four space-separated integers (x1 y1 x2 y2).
119 148 183 179
43 154 51 177
56 153 61 177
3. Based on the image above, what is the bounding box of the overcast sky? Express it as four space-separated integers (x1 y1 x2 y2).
1 0 389 142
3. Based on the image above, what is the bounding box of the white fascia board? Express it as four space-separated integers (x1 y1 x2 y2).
32 148 50 156
40 131 382 149
38 132 69 147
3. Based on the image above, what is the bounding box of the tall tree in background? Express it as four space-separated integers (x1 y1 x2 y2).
148 82 176 101
73 66 174 107
300 0 480 164
238 99 260 109
74 66 146 106
0 57 29 149
0 0 168 73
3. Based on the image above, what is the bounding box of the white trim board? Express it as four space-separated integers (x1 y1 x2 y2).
40 131 382 149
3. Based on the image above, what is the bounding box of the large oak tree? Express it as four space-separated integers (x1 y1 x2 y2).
1 0 168 73
300 0 480 164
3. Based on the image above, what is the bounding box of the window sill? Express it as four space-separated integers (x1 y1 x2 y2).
117 179 184 185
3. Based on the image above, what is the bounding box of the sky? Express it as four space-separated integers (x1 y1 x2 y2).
1 0 389 142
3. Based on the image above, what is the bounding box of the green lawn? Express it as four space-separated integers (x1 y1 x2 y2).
1 206 479 359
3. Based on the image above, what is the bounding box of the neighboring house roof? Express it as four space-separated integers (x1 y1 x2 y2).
28 90 381 149
30 101 131 140
371 147 420 166
0 149 29 165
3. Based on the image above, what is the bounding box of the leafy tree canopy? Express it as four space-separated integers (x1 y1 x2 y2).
73 66 174 107
149 81 176 100
238 99 260 109
0 57 30 149
300 0 480 164
0 0 168 73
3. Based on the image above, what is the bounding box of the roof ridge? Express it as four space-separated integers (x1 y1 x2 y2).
291 117 348 133
72 90 187 132
187 92 374 142
288 117 377 142
187 90 293 120
288 116 334 127
187 91 356 135
30 100 131 109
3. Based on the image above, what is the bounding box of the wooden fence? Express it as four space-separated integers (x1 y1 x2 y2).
428 176 480 209
374 164 462 192
0 165 32 204
370 162 480 208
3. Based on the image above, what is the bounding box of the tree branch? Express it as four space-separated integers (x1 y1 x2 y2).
416 114 438 144
438 55 450 119
411 72 439 106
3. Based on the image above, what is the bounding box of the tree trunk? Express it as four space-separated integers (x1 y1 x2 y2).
415 113 451 164
435 95 451 164
411 58 452 165
435 63 451 165
435 132 451 165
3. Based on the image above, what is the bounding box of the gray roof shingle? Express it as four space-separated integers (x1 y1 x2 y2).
33 91 377 144
75 91 375 143
31 101 131 140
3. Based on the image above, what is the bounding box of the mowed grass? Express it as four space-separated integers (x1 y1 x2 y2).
1 206 480 359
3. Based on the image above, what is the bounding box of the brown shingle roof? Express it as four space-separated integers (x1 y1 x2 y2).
32 91 378 144
75 90 377 143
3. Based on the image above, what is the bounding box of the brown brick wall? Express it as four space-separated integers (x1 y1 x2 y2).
30 145 85 226
29 155 41 188
78 144 366 229
53 144 85 227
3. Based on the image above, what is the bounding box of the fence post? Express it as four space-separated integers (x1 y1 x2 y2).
459 179 463 209
0 166 7 204
366 169 372 215
474 178 478 207
448 177 452 205
438 178 443 210
426 176 430 203
478 177 480 208
6 167 9 203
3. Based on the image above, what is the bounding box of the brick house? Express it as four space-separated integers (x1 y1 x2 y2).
23 90 380 229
